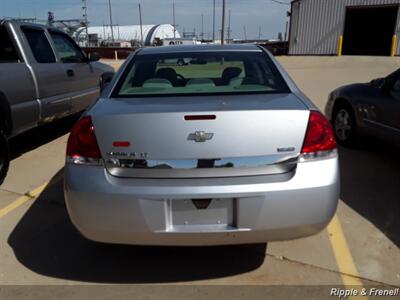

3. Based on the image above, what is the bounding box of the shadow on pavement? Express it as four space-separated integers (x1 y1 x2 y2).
339 143 400 247
8 169 266 283
9 114 80 161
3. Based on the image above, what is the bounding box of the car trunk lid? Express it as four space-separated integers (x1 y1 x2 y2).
91 93 310 178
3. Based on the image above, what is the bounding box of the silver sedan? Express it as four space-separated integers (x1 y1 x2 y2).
64 44 339 246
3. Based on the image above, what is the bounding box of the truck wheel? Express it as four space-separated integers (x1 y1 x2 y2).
0 131 10 185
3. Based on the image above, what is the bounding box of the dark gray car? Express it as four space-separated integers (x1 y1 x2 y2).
326 69 400 146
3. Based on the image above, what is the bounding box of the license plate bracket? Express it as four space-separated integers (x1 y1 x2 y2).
170 198 234 227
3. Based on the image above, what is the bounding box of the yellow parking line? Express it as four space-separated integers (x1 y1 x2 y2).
327 214 367 298
0 183 47 218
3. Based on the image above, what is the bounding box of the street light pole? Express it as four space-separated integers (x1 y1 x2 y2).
221 0 226 45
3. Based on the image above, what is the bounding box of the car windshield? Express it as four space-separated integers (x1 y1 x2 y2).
114 51 290 97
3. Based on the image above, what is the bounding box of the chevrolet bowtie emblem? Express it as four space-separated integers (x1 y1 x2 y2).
187 131 214 143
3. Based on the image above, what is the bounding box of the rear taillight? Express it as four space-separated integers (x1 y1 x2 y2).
66 116 102 165
301 111 337 160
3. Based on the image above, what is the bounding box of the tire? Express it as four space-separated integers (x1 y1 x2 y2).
0 130 10 185
332 103 357 147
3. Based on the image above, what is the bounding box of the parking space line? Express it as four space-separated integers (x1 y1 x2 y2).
327 214 366 290
0 183 47 218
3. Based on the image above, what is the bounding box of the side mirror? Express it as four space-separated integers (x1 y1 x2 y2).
100 72 114 93
392 80 400 93
370 78 385 89
88 52 101 62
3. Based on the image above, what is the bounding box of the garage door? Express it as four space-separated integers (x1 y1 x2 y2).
342 5 399 56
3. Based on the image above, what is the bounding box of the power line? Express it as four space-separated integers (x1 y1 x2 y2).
270 0 290 5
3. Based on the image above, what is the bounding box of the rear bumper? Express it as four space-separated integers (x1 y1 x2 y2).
64 157 340 246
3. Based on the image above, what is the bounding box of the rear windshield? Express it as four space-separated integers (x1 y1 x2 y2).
113 51 290 97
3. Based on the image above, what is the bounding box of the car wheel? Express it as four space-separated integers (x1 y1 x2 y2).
0 130 10 185
332 104 357 146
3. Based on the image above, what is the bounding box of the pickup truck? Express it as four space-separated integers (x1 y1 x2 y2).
0 20 114 184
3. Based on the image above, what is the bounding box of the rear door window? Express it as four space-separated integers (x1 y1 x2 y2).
22 27 56 63
0 25 20 63
50 32 86 63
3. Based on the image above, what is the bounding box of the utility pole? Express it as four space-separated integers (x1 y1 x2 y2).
258 25 261 40
201 13 204 40
139 3 144 46
221 0 226 45
47 11 54 27
285 10 290 41
172 2 176 39
212 0 216 41
284 20 289 41
108 0 114 41
82 0 89 45
227 9 231 44
243 26 247 40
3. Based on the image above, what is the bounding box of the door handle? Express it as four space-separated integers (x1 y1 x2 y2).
66 69 75 77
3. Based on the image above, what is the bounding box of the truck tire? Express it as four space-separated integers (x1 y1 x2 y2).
0 130 10 185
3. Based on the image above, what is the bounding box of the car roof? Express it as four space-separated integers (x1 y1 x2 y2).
4 20 46 28
137 44 263 55
4 20 63 32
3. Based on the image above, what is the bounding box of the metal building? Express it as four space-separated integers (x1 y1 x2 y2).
289 0 400 56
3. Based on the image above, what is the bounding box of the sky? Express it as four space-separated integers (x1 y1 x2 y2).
0 0 291 40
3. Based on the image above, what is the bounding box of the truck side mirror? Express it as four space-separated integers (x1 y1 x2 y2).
88 52 101 62
100 72 114 93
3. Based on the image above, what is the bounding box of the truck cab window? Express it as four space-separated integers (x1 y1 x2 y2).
22 27 56 63
50 32 86 63
0 25 19 63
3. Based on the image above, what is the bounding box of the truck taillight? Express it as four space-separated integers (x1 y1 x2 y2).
66 116 102 165
301 111 337 160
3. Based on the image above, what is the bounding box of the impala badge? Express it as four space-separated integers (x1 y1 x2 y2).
187 131 214 143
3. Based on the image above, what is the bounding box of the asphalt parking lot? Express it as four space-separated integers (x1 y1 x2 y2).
1 56 399 299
